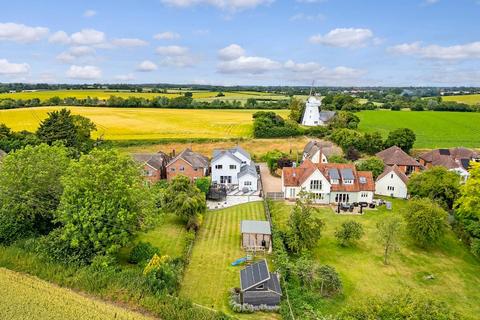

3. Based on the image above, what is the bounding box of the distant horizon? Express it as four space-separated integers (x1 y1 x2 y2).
1 1 479 86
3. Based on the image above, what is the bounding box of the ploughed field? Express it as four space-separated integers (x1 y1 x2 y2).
357 110 480 148
0 106 289 140
0 268 152 320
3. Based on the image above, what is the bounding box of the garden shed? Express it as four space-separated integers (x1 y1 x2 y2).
239 259 282 306
241 220 272 253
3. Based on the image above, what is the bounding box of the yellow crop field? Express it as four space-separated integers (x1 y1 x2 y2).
0 268 152 320
0 106 290 140
442 94 480 105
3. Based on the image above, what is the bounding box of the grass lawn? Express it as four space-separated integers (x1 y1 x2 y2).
442 94 480 105
180 202 279 319
270 199 480 319
357 110 480 148
0 106 289 140
0 267 152 320
119 214 187 263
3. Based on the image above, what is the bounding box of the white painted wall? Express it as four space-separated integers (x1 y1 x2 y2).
375 172 408 199
238 173 258 191
211 154 241 185
301 97 322 126
232 150 251 166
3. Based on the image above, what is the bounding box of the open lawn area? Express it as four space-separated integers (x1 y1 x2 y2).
270 199 480 319
358 110 480 148
180 202 279 319
0 107 289 140
0 267 152 320
442 94 480 105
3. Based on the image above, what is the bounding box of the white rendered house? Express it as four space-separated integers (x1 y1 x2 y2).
282 160 375 204
211 146 258 191
375 165 408 199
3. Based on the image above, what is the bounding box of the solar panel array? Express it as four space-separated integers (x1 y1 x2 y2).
240 260 270 290
328 168 340 179
340 168 355 180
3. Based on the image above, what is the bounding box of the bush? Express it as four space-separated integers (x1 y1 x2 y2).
335 220 365 247
404 198 447 247
128 241 160 264
317 265 342 297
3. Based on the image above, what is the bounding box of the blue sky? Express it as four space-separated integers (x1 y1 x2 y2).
1 0 479 86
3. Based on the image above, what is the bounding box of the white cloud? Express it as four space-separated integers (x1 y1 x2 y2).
137 60 158 72
56 46 96 63
49 31 71 44
0 22 49 43
111 38 148 47
218 44 246 60
284 60 364 82
154 31 180 40
218 56 281 74
155 45 197 67
115 74 136 81
0 59 30 75
160 0 273 11
289 13 325 22
388 41 480 60
66 65 102 80
70 29 106 45
83 10 97 18
309 28 374 48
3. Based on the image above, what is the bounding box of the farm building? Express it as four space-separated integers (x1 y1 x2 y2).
239 259 282 306
241 220 272 253
166 148 209 182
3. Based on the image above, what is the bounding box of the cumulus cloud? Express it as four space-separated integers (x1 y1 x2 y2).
218 44 246 60
66 65 102 80
56 46 96 63
388 41 480 60
70 29 106 46
154 31 180 40
111 38 148 47
137 60 158 72
83 10 97 17
49 31 71 44
0 22 49 43
156 45 197 67
284 60 364 82
309 28 374 48
0 59 30 75
160 0 273 11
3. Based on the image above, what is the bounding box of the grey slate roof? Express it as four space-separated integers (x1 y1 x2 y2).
240 260 270 291
211 149 242 164
168 148 208 169
241 220 271 235
318 111 336 122
230 145 251 160
266 273 282 295
133 152 169 170
303 140 338 160
238 163 258 179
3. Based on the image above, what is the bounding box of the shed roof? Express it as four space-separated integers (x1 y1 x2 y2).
241 220 271 235
240 259 270 291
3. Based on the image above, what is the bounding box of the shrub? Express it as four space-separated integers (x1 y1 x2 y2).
404 198 447 247
128 241 160 265
335 220 365 247
317 265 342 297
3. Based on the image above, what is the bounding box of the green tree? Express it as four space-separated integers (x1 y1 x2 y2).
288 97 304 123
329 128 363 153
384 128 416 153
286 192 325 253
0 144 70 243
356 157 385 179
194 176 211 195
317 265 343 297
377 216 402 264
335 220 365 247
36 108 96 154
162 175 206 228
55 149 154 262
329 111 360 129
455 162 480 257
404 198 447 247
360 131 384 154
408 166 461 209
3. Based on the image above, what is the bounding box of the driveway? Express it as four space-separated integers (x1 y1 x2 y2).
259 163 282 193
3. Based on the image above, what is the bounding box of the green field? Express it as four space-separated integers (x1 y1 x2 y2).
270 200 480 319
358 110 480 148
0 89 296 103
0 107 289 140
442 94 480 105
180 202 278 319
0 268 151 320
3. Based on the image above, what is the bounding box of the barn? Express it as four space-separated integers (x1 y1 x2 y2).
241 220 272 253
239 259 282 306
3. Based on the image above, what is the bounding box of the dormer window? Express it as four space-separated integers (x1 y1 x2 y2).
331 179 339 184
343 179 354 185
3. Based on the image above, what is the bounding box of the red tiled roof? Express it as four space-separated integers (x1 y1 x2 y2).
282 161 375 192
419 148 478 170
376 146 422 167
376 165 409 185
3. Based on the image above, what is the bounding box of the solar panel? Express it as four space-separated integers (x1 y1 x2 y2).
240 260 270 290
340 168 355 180
439 149 450 155
328 168 340 179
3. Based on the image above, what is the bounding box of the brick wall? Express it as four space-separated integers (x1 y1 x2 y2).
166 158 206 181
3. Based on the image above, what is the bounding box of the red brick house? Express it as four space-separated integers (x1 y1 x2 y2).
166 148 209 182
376 146 423 175
133 152 170 184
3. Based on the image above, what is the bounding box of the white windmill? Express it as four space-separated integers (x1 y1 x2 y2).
301 81 322 126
